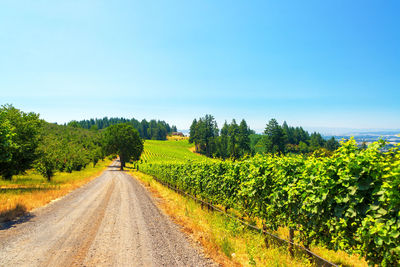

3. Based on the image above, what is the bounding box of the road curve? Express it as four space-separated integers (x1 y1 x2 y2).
0 161 216 267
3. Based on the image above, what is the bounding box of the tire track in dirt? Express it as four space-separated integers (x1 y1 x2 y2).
40 177 116 266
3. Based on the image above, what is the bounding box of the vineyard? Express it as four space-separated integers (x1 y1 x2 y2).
140 139 211 163
140 138 400 266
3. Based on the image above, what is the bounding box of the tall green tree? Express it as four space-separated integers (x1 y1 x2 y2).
238 119 251 156
189 115 218 157
264 118 286 154
217 121 230 158
282 121 294 144
35 139 58 181
0 105 42 180
72 117 175 140
0 110 15 163
325 137 340 151
228 119 240 159
103 123 143 170
189 119 198 145
140 119 149 139
201 115 219 157
310 132 326 151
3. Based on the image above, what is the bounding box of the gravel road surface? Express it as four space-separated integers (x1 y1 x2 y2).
0 161 216 267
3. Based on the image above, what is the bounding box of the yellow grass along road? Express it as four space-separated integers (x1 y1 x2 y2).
0 161 216 267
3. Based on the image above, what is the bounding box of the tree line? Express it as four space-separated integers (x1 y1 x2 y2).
68 117 177 140
189 115 339 159
34 123 104 180
255 118 340 154
189 115 253 159
0 105 144 180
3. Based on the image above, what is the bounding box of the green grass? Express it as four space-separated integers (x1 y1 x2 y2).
141 139 212 163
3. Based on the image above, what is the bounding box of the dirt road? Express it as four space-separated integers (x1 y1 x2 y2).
0 161 216 266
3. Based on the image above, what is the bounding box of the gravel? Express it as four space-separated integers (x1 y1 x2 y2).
0 161 217 267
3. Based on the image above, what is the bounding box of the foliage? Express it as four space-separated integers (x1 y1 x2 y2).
252 120 340 155
35 144 57 181
189 116 252 159
140 139 400 266
264 118 286 154
238 119 251 156
189 115 219 157
0 105 106 180
103 123 143 170
189 116 338 159
0 110 16 163
0 105 42 180
72 117 177 140
34 122 104 179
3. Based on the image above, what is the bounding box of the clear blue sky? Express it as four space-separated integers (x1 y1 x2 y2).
1 0 399 131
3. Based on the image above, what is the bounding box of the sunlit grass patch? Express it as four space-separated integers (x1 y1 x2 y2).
167 135 188 141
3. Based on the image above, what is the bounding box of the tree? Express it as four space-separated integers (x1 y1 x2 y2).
264 118 286 154
38 122 104 174
189 116 255 159
238 119 251 156
249 134 263 154
35 146 57 181
189 119 198 149
282 121 294 144
69 117 175 140
310 132 326 151
67 120 81 128
325 137 340 151
103 123 143 170
217 121 229 158
200 115 219 157
141 119 149 139
298 141 309 153
189 115 219 157
0 105 42 180
228 119 240 159
91 147 102 167
0 110 15 163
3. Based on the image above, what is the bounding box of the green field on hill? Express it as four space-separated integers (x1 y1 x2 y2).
140 139 212 163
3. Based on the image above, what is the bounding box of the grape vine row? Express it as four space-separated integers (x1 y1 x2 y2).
140 139 400 266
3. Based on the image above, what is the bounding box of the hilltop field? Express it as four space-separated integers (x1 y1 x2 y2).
140 138 211 163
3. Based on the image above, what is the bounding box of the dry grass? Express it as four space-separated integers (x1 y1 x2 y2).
188 144 205 156
0 159 112 223
311 247 367 267
167 135 189 141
